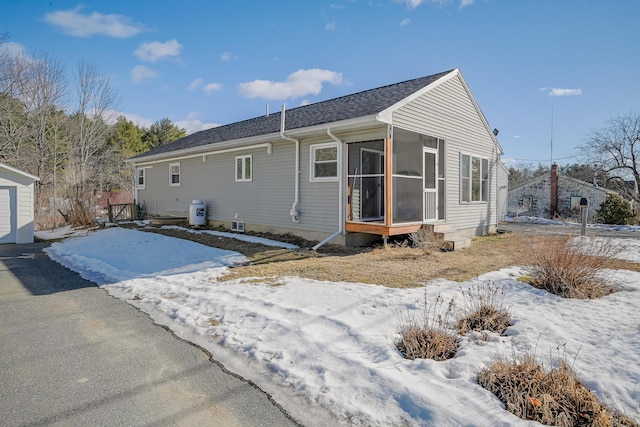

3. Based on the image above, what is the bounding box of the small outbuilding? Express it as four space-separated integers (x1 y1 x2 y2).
0 162 39 244
507 164 614 222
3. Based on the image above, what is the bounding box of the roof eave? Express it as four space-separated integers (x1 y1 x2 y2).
284 114 382 137
0 162 40 181
126 131 283 164
127 114 382 164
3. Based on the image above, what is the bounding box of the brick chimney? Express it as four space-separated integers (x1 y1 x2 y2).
550 163 558 218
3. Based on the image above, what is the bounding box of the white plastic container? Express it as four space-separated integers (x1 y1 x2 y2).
188 199 206 226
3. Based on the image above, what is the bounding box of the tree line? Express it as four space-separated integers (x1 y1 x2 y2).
0 33 185 228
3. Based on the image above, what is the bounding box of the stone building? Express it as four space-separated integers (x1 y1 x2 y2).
507 164 614 222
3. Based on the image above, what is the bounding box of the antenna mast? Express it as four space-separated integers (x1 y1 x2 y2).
550 104 554 165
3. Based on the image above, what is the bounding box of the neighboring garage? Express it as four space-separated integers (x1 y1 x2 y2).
0 163 39 244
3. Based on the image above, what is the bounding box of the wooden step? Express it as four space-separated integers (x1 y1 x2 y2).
442 237 471 251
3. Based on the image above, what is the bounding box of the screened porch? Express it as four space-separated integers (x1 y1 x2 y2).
345 127 445 238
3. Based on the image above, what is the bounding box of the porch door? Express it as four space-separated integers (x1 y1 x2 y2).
361 148 384 220
423 148 437 221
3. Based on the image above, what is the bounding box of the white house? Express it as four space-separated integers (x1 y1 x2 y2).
128 69 504 249
0 162 39 244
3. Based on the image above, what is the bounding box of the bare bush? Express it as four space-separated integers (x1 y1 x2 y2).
456 281 512 337
477 354 637 426
409 227 443 255
524 237 624 299
396 292 458 361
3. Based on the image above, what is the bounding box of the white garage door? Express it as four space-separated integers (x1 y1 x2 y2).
0 186 16 244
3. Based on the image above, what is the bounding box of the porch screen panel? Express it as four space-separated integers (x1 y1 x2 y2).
347 140 385 222
392 177 422 223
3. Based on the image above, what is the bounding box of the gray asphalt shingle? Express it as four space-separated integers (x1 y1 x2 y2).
132 69 453 159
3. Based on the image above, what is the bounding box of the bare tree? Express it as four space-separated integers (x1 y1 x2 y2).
581 112 640 203
0 38 33 165
65 60 119 225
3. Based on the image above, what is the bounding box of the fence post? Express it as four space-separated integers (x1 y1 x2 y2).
108 199 113 223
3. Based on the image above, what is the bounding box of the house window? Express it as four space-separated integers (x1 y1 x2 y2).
235 155 252 182
136 168 146 190
310 142 338 181
169 163 180 186
460 154 488 202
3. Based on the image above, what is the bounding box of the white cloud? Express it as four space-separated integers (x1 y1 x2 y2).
0 41 28 58
549 88 583 97
326 20 337 30
135 39 182 62
400 18 410 27
221 52 233 62
175 112 221 134
130 65 157 83
203 82 222 94
45 6 142 38
238 69 343 100
501 157 517 167
394 0 473 9
300 99 311 106
187 78 204 91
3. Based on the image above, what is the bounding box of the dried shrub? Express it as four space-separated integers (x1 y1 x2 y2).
477 354 637 427
456 281 512 337
525 237 623 299
409 227 443 255
396 292 459 361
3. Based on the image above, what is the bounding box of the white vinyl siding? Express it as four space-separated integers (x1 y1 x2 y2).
235 155 252 182
0 165 38 244
393 72 500 233
136 141 341 234
169 163 180 186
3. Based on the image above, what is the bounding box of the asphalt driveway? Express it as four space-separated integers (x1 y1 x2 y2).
497 221 640 239
0 242 302 427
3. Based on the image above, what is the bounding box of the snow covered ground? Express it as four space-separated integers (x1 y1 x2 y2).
42 226 640 426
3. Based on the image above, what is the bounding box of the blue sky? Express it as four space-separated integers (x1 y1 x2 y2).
2 0 638 166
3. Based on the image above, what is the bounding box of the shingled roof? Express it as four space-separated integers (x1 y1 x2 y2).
132 69 454 159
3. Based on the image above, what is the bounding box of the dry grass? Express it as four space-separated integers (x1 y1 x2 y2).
135 225 640 287
456 281 512 337
477 354 638 427
409 227 444 255
524 237 625 299
396 293 459 361
223 232 540 287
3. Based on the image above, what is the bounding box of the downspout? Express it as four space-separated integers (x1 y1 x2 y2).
312 128 344 250
280 105 301 223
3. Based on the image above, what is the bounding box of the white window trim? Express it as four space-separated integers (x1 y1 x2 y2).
136 168 146 190
235 154 252 182
310 142 339 182
169 162 181 187
460 153 488 203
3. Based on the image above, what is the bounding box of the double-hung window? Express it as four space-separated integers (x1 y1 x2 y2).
310 142 338 181
136 168 146 190
235 155 252 182
169 163 180 186
460 153 488 202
